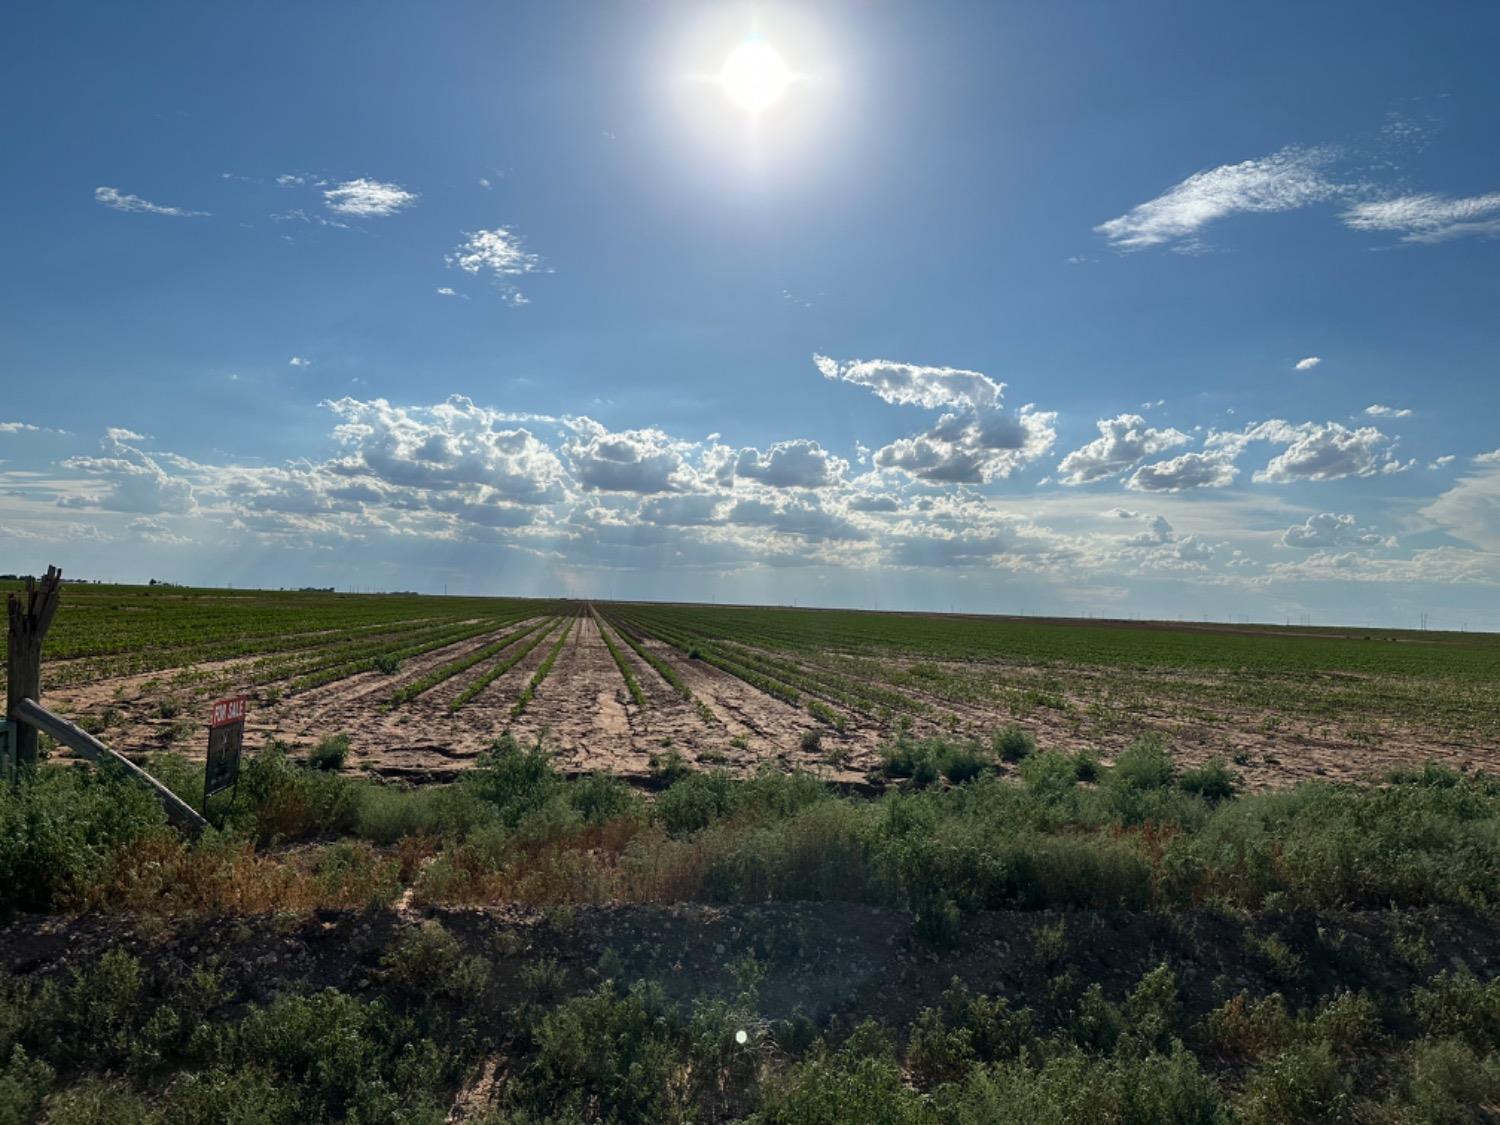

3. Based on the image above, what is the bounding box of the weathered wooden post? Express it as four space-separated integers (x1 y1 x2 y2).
6 565 62 769
5 564 207 833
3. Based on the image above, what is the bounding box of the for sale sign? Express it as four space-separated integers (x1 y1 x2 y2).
210 696 247 728
205 695 246 801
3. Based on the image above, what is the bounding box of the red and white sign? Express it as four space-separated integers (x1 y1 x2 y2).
209 696 247 728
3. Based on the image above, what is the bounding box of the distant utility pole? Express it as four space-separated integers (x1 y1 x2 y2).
1420 612 1429 631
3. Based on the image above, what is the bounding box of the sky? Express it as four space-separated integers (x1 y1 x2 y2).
2 0 1498 628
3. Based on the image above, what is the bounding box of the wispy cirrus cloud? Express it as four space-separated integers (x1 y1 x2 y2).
1095 146 1341 251
94 186 209 217
322 178 418 217
1342 191 1500 243
446 228 543 305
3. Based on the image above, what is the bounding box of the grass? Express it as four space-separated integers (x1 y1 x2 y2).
7 726 1500 1119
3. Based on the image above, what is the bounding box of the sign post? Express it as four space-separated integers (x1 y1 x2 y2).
205 695 246 817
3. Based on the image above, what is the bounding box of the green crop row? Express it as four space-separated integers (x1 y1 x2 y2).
448 618 564 713
387 617 552 707
592 609 646 708
598 612 692 699
509 616 578 719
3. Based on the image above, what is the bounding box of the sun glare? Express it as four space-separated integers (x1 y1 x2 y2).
718 37 792 114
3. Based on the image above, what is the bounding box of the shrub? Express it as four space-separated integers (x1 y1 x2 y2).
992 725 1035 763
464 737 561 829
800 729 823 754
308 735 349 772
1179 758 1238 802
1236 1040 1353 1125
656 771 737 836
1020 751 1081 801
1413 971 1500 1051
648 747 692 785
381 920 489 999
0 763 171 914
915 894 962 948
937 743 989 785
1108 737 1176 791
570 771 639 826
372 653 401 675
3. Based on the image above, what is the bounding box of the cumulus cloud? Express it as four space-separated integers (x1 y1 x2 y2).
1123 513 1175 546
638 493 723 526
730 440 847 489
1095 146 1340 251
322 178 419 217
1364 404 1411 418
1342 191 1500 244
1126 451 1239 492
289 356 312 368
325 396 565 504
1244 420 1399 483
725 494 865 542
1295 356 1321 371
815 354 1056 483
1281 512 1390 550
59 428 196 514
1057 414 1190 485
94 186 208 217
563 418 694 494
0 422 40 433
813 355 1001 411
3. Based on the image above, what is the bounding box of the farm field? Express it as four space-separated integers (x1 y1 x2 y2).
6 579 1500 1121
6 581 1498 788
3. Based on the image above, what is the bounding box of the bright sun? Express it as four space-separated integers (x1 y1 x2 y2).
717 37 792 114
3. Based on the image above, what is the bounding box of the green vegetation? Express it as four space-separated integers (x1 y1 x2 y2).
4 733 1500 1119
594 611 647 707
510 615 578 719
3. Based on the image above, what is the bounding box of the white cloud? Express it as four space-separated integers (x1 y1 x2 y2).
1246 421 1398 483
816 354 1056 483
563 418 694 494
288 356 312 368
325 396 565 504
436 287 465 298
813 354 1001 411
94 186 208 218
446 228 543 303
1295 356 1321 371
730 440 847 489
1364 404 1411 418
59 429 196 514
1057 414 1190 485
1123 513 1174 546
0 422 40 433
1095 146 1340 251
1281 512 1389 550
1126 451 1238 492
1429 455 1456 470
322 178 418 217
1342 191 1500 244
276 173 306 186
1421 460 1500 552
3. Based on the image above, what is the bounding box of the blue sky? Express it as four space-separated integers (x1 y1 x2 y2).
3 0 1498 627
